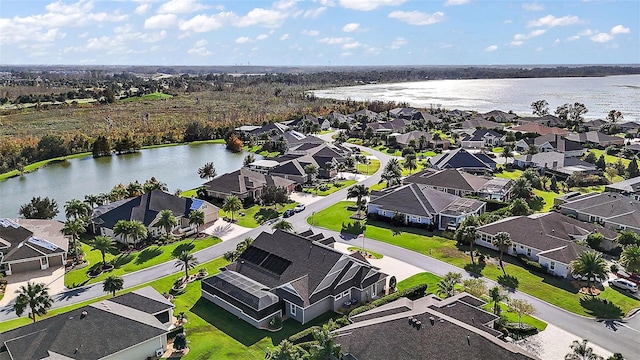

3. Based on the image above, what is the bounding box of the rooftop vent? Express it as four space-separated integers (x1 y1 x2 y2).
429 317 435 326
467 335 471 345
408 316 414 325
80 311 88 319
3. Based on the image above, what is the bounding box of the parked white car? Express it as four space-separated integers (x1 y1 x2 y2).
609 278 639 293
293 203 306 213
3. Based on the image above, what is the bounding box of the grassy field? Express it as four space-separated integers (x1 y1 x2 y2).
308 201 640 318
399 159 427 177
356 159 381 175
64 237 221 288
372 145 402 157
303 180 357 196
218 202 297 228
495 168 524 180
120 92 172 102
588 149 631 167
1 256 335 359
532 189 562 212
484 303 548 331
397 272 442 294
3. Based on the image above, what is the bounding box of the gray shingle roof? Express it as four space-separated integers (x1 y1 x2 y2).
559 192 640 229
0 219 66 263
428 148 496 172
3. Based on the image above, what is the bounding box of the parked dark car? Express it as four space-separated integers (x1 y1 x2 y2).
283 209 295 218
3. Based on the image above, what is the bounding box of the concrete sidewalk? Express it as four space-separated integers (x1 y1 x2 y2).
332 242 422 282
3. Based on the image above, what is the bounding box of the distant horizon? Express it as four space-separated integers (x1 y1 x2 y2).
1 0 638 65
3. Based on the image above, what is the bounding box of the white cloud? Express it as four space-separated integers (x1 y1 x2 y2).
390 37 407 49
274 0 298 11
340 51 352 57
158 0 208 14
578 29 594 36
566 35 580 41
444 0 469 6
590 32 613 43
522 2 544 11
304 7 326 18
339 0 406 11
485 45 498 52
342 41 361 49
178 12 234 32
188 46 211 56
388 10 445 26
236 36 251 44
135 4 151 15
236 8 288 28
510 41 523 46
256 34 269 40
315 0 336 6
280 33 290 40
527 15 581 28
144 14 177 29
342 22 360 32
194 39 208 47
536 46 543 51
301 29 320 36
611 25 630 35
318 37 352 45
554 38 560 44
504 19 513 24
513 29 546 41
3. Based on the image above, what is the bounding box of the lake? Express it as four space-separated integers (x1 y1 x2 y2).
0 143 260 219
311 74 640 121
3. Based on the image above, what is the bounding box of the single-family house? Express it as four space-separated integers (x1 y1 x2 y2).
335 293 539 360
483 110 517 123
390 130 450 149
507 123 569 136
0 287 174 360
456 118 503 131
583 119 608 132
564 131 625 148
201 230 387 328
91 190 219 242
350 109 385 122
605 176 640 201
404 169 512 202
0 219 67 276
559 192 640 236
269 130 325 151
202 168 296 202
428 148 497 174
618 121 640 135
513 152 599 179
368 183 486 230
517 115 565 128
476 212 617 275
514 134 585 157
460 129 504 149
288 114 331 132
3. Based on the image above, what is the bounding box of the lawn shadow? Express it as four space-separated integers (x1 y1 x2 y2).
54 286 90 302
580 295 623 319
254 208 280 225
497 274 520 291
135 246 163 265
111 253 135 269
464 262 485 277
172 242 196 257
190 299 339 347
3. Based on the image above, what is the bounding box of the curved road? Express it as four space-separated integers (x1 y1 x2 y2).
1 139 638 356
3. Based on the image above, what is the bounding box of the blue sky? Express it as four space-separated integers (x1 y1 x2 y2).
0 0 638 66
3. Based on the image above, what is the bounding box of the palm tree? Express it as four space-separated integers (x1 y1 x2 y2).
62 218 86 263
304 164 318 183
488 286 507 316
358 155 370 174
457 222 477 264
103 275 124 297
570 250 608 294
156 209 178 236
91 235 116 268
343 156 356 172
174 250 199 279
143 177 168 192
347 184 370 215
14 282 54 323
84 194 101 209
243 153 255 167
565 339 604 360
492 231 512 275
436 277 459 299
113 220 147 248
272 220 294 232
403 153 418 175
64 198 92 221
188 210 206 238
198 162 217 180
501 145 513 165
222 195 243 222
512 177 533 199
620 244 640 273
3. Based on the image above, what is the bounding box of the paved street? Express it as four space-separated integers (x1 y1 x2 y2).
1 139 638 356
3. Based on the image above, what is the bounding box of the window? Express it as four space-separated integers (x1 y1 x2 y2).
512 245 516 253
550 261 555 270
335 292 342 300
290 303 297 316
527 248 532 257
342 290 350 299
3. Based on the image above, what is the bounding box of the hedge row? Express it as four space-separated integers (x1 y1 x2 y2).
348 283 428 317
288 316 349 343
516 254 545 273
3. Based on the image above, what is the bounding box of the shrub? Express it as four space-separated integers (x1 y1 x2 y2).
269 316 282 329
516 254 545 273
390 212 404 226
502 322 538 338
288 326 321 343
348 283 428 317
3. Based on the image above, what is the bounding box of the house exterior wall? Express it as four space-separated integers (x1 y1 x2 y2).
537 256 571 278
285 300 305 323
367 203 433 225
7 259 41 275
200 202 219 223
101 335 166 360
270 173 306 185
461 140 484 149
475 232 542 260
303 296 333 323
564 149 586 157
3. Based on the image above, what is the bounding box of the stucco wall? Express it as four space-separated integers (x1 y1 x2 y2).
303 296 333 324
538 256 570 278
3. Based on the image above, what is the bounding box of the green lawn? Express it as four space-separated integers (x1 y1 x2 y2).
318 130 334 135
482 303 548 331
245 145 280 158
219 203 297 228
492 147 504 153
588 149 631 167
369 182 387 191
495 168 524 180
180 188 199 198
397 272 442 295
356 159 381 175
416 151 437 157
373 145 402 157
1 256 335 359
0 152 92 181
64 237 221 288
303 180 357 196
308 202 640 318
532 189 562 212
120 92 172 102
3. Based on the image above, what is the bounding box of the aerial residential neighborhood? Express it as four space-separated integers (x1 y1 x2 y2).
2 96 640 360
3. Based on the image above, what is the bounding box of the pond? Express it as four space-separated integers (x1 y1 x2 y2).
0 143 260 220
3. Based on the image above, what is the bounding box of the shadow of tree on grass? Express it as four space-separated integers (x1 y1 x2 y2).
135 246 163 265
580 296 623 319
111 253 135 269
172 242 196 257
254 208 280 225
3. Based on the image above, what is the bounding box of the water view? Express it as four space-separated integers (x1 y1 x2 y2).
312 74 640 121
0 143 260 219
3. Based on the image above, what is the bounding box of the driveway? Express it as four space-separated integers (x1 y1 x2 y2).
517 324 612 360
0 266 66 306
290 192 323 206
332 242 423 282
202 218 252 241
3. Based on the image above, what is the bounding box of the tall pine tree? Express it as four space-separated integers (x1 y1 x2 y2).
627 159 640 179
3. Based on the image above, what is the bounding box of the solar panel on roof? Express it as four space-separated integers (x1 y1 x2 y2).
239 246 269 265
261 254 291 275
